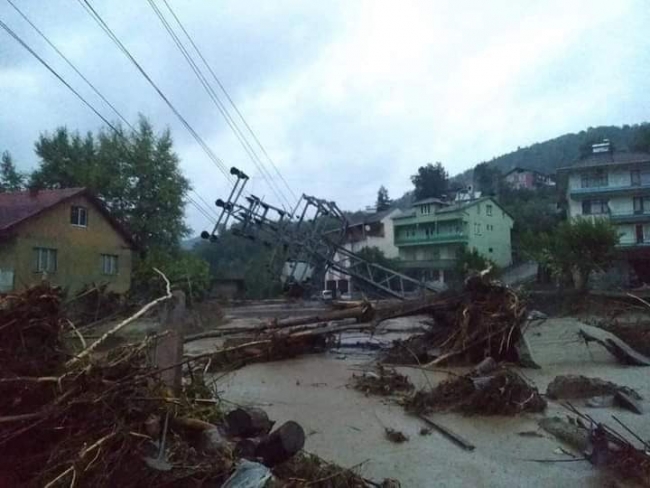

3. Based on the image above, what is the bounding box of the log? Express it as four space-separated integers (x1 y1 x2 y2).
614 391 643 414
255 421 305 466
226 407 274 438
270 305 373 328
417 414 475 451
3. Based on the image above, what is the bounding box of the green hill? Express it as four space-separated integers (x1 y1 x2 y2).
453 123 649 185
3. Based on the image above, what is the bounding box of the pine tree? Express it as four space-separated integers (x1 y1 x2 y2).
376 185 391 211
0 151 24 192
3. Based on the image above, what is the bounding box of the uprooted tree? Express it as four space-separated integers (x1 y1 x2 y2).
523 218 619 290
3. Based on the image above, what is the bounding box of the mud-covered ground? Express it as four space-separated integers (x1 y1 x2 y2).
189 303 650 488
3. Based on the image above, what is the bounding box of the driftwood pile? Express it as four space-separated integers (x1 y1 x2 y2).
404 367 546 416
542 404 650 486
187 274 532 372
0 284 393 487
351 365 414 397
382 274 532 367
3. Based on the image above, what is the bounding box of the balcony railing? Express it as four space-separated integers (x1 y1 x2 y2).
395 258 458 270
394 232 468 246
609 212 650 223
570 182 650 198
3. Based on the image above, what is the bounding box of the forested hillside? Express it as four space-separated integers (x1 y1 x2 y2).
453 123 649 184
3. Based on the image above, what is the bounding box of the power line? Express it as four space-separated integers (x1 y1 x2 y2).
4 0 135 132
76 0 233 185
145 0 291 210
0 14 218 226
161 0 299 207
0 17 120 134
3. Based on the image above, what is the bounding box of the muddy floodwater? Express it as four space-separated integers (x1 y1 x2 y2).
193 312 650 487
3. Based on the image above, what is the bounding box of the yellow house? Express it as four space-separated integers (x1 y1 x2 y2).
0 188 135 294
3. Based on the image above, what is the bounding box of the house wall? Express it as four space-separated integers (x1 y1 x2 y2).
6 195 132 294
465 199 513 267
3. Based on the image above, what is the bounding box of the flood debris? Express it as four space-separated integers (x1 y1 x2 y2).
542 405 650 486
417 414 476 451
0 283 395 487
578 324 650 366
351 365 414 396
382 274 534 367
404 369 546 416
546 375 641 402
384 427 409 443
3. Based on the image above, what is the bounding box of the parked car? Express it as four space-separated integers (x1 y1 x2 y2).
320 290 333 301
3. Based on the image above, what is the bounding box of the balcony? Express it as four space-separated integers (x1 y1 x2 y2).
570 182 650 198
395 259 458 270
609 212 650 224
394 232 468 247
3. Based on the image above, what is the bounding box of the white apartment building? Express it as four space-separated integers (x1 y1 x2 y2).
560 144 650 284
323 208 401 295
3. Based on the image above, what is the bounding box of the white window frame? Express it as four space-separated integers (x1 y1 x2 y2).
71 206 88 227
101 254 119 275
486 204 493 216
34 248 57 273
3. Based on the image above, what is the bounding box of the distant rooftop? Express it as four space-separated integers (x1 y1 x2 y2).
411 197 448 206
560 151 650 171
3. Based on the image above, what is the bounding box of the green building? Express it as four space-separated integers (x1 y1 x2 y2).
392 197 514 284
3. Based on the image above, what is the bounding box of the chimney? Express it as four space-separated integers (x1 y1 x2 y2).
592 139 611 154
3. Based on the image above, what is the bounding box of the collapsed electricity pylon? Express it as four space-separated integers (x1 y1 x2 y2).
201 167 440 299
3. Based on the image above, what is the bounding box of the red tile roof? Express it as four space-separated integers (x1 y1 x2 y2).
0 187 85 230
0 187 135 247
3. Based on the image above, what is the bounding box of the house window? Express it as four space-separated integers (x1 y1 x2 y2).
489 247 493 253
486 204 493 216
580 170 608 188
420 204 431 215
631 169 641 186
634 197 644 214
101 254 119 275
582 199 608 215
474 223 481 235
71 206 88 227
34 248 57 273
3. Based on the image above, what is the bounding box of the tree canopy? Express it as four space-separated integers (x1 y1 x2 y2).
30 116 190 253
0 151 24 192
522 218 619 290
472 162 501 195
376 185 391 211
411 162 448 200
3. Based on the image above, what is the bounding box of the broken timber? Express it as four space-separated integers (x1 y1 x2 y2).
579 325 650 366
417 414 476 451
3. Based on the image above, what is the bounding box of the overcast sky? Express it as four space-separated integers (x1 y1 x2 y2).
1 0 649 235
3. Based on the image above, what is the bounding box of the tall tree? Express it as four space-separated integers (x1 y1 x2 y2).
472 162 501 195
376 185 391 211
30 116 190 252
631 125 650 153
410 162 448 200
0 151 24 192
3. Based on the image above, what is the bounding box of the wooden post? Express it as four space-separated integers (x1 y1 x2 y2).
156 290 186 394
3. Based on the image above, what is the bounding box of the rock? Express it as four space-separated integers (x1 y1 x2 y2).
222 460 272 488
528 310 548 320
546 375 641 400
614 391 644 414
471 357 497 376
585 395 614 408
200 427 230 454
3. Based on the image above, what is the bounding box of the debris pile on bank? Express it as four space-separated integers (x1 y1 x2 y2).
0 284 393 487
542 405 650 486
382 274 533 367
351 365 414 396
404 367 546 415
